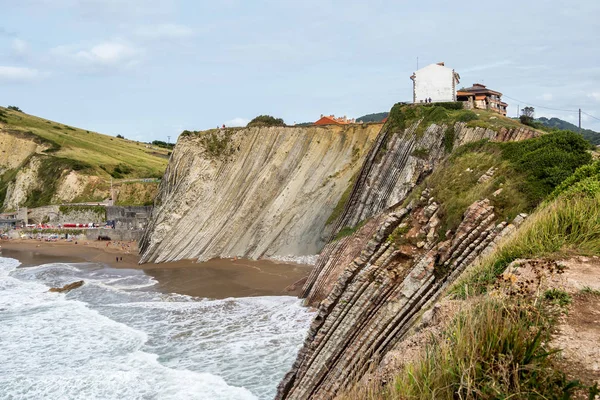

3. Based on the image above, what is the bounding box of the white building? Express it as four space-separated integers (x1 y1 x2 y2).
410 62 460 103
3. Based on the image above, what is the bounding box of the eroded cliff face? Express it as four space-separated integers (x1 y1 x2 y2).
139 124 382 263
276 114 540 400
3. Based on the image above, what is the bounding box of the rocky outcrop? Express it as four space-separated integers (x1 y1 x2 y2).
49 280 84 293
276 195 527 400
329 120 539 236
139 124 382 263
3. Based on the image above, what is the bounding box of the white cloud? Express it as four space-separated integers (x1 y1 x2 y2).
134 24 194 40
51 41 141 71
12 39 28 57
588 92 600 102
0 66 40 82
224 117 250 127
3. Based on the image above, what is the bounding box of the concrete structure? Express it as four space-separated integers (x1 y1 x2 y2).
0 207 27 229
457 83 508 116
410 62 460 103
106 206 152 230
314 115 355 125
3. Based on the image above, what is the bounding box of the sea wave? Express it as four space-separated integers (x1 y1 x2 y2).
0 256 313 399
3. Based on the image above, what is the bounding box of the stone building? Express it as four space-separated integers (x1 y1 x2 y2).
410 62 461 103
457 83 508 116
0 207 27 229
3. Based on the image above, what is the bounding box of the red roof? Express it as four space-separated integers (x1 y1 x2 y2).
314 116 352 125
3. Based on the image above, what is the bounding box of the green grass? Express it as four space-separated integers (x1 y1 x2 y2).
341 298 597 400
0 106 169 179
581 286 600 296
543 289 572 307
453 192 600 299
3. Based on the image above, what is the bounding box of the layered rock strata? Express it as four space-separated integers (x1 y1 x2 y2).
139 124 381 263
277 195 526 400
330 120 539 235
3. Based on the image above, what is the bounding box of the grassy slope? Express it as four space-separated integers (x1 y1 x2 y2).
342 155 600 400
0 106 169 178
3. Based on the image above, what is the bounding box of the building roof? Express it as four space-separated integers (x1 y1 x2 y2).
459 83 502 96
314 115 355 125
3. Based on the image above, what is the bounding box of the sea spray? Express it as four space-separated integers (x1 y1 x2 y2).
0 257 313 400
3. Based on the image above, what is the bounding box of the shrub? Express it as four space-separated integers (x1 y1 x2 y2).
247 115 285 127
500 130 592 206
7 105 22 112
456 110 479 122
116 134 125 139
421 101 463 110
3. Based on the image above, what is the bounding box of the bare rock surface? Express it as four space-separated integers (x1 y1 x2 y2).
49 280 84 293
139 125 381 263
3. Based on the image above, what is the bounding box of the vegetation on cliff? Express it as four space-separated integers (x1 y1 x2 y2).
394 131 592 245
247 115 285 127
0 106 169 209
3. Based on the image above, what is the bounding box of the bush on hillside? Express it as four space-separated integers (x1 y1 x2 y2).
247 115 285 127
116 134 125 139
7 105 22 112
422 101 463 110
500 130 592 205
152 140 174 149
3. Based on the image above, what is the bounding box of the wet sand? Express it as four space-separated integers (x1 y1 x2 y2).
0 240 313 299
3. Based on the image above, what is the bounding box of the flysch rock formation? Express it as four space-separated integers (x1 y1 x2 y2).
330 119 539 235
139 124 382 263
277 196 527 400
276 116 539 400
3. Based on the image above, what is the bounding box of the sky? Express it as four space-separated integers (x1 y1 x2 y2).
1 0 599 142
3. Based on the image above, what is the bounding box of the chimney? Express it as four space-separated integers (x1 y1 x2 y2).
437 62 445 66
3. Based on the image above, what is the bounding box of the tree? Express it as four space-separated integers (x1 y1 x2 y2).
247 115 285 127
116 134 125 139
7 105 22 112
520 106 535 126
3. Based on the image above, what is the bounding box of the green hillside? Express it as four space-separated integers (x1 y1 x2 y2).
0 106 169 209
0 106 169 178
536 116 600 145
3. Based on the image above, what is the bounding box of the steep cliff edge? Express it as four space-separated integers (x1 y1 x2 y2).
276 106 597 400
139 124 381 263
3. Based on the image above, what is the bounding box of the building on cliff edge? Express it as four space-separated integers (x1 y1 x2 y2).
314 114 355 125
410 62 460 103
457 83 508 116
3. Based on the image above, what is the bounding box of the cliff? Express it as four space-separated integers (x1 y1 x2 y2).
139 124 382 263
276 105 546 400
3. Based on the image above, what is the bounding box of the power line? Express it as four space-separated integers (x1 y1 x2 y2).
582 111 600 122
501 95 579 113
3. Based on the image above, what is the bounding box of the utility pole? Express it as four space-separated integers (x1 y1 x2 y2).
167 135 171 146
517 104 520 118
579 109 582 133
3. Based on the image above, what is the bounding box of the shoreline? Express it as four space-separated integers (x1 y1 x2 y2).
0 239 313 299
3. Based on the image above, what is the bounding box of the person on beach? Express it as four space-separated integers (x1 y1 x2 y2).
116 256 118 263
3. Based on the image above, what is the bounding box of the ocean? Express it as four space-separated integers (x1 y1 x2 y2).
0 256 313 400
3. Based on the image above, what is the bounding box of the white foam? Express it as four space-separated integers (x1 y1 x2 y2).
0 257 313 399
267 254 319 265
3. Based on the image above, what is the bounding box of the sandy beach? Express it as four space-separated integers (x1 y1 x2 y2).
0 239 313 299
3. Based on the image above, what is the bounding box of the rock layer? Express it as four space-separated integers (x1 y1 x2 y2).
277 196 526 400
139 124 381 263
330 120 539 235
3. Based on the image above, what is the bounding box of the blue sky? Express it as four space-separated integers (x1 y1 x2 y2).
1 0 599 142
